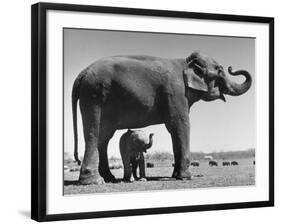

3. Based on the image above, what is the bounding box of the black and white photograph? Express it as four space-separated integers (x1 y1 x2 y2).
30 2 274 221
63 28 256 194
1 0 280 223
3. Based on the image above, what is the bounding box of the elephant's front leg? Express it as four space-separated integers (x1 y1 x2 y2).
79 103 104 185
168 119 192 180
165 98 192 180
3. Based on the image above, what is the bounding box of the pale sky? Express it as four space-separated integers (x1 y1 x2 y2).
63 28 255 158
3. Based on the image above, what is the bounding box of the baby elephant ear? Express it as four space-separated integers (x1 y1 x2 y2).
183 68 208 92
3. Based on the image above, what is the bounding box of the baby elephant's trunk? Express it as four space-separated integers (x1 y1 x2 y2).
145 133 154 149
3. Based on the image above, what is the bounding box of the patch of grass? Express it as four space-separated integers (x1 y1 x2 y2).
64 158 255 195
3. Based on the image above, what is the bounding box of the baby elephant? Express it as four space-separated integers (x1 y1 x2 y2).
119 129 154 182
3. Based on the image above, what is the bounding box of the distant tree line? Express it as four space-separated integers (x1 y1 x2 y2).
190 148 255 160
65 148 255 163
145 151 173 161
144 148 255 161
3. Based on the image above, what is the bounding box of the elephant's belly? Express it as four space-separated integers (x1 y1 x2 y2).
102 101 164 130
116 114 164 129
101 82 166 129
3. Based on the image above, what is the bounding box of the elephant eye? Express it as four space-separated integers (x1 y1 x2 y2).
194 59 205 67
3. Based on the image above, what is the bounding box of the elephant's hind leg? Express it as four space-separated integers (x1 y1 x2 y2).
98 129 116 182
79 103 104 185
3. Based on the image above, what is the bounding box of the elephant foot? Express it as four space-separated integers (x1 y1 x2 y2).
123 179 134 183
123 176 135 183
79 169 105 185
175 175 192 180
99 165 117 183
103 175 117 183
79 176 105 185
101 172 116 183
172 167 192 180
175 170 192 180
172 169 178 178
172 159 192 180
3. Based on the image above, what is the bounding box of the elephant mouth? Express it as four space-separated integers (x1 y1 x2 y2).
203 77 226 102
214 78 226 102
219 94 226 102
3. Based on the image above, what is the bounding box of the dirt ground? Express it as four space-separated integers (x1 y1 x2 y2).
64 158 255 195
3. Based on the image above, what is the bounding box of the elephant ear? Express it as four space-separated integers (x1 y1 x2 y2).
183 68 208 92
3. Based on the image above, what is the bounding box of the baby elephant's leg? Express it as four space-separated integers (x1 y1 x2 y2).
122 155 133 182
138 153 147 181
131 158 138 181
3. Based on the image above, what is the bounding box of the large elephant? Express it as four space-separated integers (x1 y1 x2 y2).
72 51 252 185
119 129 154 182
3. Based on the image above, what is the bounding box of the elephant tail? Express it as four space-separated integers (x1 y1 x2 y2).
72 73 84 166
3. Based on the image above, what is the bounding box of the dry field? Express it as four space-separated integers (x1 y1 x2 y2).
64 158 255 195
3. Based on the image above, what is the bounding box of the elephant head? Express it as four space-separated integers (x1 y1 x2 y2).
130 130 154 153
183 51 252 102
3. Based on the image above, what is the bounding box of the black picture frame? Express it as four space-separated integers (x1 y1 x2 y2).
31 2 274 222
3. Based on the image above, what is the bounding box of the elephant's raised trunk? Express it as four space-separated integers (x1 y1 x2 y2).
223 67 252 96
145 133 154 149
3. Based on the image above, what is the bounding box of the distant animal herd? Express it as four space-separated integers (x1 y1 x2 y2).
168 158 255 169
209 160 239 166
